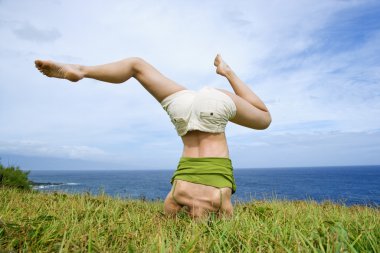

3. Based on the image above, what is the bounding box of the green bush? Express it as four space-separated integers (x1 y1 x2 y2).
0 164 31 190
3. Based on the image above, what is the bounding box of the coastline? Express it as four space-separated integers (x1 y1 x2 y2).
28 166 380 207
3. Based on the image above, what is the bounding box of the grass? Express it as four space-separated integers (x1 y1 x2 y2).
0 187 379 252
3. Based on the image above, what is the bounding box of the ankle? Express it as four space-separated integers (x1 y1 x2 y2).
224 69 235 79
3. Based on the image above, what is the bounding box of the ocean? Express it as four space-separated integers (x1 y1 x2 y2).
28 165 380 206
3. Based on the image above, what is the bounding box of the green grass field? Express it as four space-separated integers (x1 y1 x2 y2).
0 188 379 252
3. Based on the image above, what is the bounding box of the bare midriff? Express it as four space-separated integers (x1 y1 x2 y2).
173 130 233 216
180 130 230 158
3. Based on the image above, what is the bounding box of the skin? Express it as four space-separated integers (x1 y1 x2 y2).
34 54 271 219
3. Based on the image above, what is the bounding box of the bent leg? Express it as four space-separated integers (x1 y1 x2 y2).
35 57 186 102
218 89 272 130
214 54 271 130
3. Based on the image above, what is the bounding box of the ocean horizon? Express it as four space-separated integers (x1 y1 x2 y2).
28 165 380 207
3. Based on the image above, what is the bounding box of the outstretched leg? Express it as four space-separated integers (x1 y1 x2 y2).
214 54 272 130
35 57 186 102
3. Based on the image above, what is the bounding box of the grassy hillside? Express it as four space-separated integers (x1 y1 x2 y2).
0 188 379 252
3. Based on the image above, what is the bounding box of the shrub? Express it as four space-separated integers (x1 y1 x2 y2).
0 164 31 190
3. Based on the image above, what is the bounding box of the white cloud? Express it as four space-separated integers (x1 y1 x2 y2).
0 140 108 160
12 22 61 42
228 130 380 168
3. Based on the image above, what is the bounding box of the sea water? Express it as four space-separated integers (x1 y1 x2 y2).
28 165 380 206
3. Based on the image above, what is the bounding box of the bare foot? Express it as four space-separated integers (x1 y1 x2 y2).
214 54 232 77
34 60 84 82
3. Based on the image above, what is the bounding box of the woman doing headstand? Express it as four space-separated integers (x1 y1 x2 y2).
34 54 271 218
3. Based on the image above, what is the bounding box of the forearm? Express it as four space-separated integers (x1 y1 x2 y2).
225 70 269 112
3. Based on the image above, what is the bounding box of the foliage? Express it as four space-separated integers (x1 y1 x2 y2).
0 188 379 252
0 164 31 190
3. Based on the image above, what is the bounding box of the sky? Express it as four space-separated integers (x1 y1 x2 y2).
0 0 379 170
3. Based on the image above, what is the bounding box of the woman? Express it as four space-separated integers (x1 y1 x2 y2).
34 54 271 218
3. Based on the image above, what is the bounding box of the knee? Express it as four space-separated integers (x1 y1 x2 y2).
255 112 272 130
129 57 148 74
262 112 272 129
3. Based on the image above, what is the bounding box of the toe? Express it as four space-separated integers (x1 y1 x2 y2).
214 54 223 65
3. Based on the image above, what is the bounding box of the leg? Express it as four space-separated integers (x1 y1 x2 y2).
218 89 272 130
214 54 272 130
35 57 186 102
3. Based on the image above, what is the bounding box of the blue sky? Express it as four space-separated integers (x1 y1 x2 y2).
0 0 379 170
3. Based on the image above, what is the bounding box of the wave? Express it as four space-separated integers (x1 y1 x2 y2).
66 183 80 186
32 182 80 190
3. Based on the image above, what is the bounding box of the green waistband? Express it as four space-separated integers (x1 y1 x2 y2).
171 157 236 194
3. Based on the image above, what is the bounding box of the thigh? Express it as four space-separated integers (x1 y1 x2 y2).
217 89 270 130
134 58 187 102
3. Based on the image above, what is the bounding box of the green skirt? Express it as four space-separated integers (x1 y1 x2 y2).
171 157 236 194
